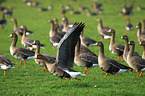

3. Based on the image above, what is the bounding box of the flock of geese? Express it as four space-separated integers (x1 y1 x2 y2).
1 0 145 82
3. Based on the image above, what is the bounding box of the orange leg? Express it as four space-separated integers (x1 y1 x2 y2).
24 61 26 65
19 60 23 65
75 78 81 82
20 36 22 40
121 56 123 61
83 68 88 74
116 73 118 78
131 30 134 34
52 46 54 51
138 72 143 77
43 68 47 72
118 56 120 61
71 78 73 81
4 70 6 76
30 47 34 51
103 73 109 78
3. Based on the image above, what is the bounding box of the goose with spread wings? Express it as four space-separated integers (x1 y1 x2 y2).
34 22 86 82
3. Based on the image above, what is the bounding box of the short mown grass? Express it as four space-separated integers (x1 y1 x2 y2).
0 0 145 95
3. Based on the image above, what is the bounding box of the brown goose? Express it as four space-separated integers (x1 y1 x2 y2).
3 6 13 17
8 33 35 65
0 11 7 29
96 19 112 41
34 22 86 82
136 22 145 42
32 40 55 72
0 55 14 76
80 30 96 47
93 41 132 78
121 4 133 18
142 19 145 34
74 37 98 74
107 29 125 61
120 35 141 62
127 41 145 77
21 25 45 51
62 16 73 32
138 41 145 59
126 17 134 33
11 19 33 39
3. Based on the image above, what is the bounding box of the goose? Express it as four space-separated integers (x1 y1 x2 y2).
21 25 45 51
138 41 145 59
60 5 66 16
127 41 145 77
78 4 89 12
34 22 86 82
137 6 145 11
96 19 112 41
93 3 103 14
32 40 55 72
0 55 14 76
0 11 7 29
74 37 98 74
86 9 97 16
3 6 13 17
120 35 141 62
80 30 96 47
53 18 63 32
62 16 73 32
121 4 133 18
69 8 81 15
48 5 53 10
107 29 125 61
142 19 145 34
93 41 132 78
126 17 134 33
11 19 33 39
136 22 145 42
8 33 35 65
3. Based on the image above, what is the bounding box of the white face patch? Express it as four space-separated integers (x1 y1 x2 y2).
9 34 12 37
108 29 111 32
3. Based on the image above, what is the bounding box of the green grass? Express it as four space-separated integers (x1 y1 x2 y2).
0 0 145 95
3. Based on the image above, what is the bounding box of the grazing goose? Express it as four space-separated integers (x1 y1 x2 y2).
32 40 55 72
11 19 33 39
138 41 145 59
96 19 112 41
80 30 96 47
74 37 98 74
93 41 132 78
0 55 14 76
107 29 125 61
8 33 35 65
126 17 134 33
69 8 81 15
34 22 86 82
121 4 133 18
136 22 145 42
120 35 141 62
0 11 7 29
3 6 13 17
21 25 45 51
127 41 145 77
78 4 89 12
86 9 97 16
142 19 145 34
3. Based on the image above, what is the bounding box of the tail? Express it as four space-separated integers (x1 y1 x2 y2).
92 64 99 67
104 36 112 39
117 69 132 74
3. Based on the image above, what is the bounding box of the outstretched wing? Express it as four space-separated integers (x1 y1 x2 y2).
56 22 85 69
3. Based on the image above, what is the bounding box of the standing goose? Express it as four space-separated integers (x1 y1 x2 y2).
34 22 86 82
11 19 33 39
0 55 14 76
126 17 134 33
142 19 145 34
127 41 145 77
21 25 45 51
93 41 132 78
107 29 125 61
80 30 96 47
32 40 55 72
74 37 98 74
136 22 145 42
0 11 7 29
8 33 35 65
120 35 141 62
138 41 145 59
96 19 112 41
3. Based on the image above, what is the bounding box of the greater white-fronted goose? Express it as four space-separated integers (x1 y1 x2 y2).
96 19 112 41
126 17 134 33
48 5 53 10
78 4 89 12
93 3 103 14
65 4 72 11
62 16 73 32
80 30 96 47
34 22 86 82
137 6 145 11
142 19 145 34
11 19 33 39
107 29 125 61
127 41 145 77
136 22 145 42
74 37 98 74
8 33 35 65
53 18 63 32
93 41 132 78
21 25 45 51
121 4 133 18
32 40 55 72
69 8 81 15
138 41 145 59
0 55 14 76
120 35 141 62
24 0 41 7
0 11 7 29
86 9 97 16
60 5 66 16
3 6 13 17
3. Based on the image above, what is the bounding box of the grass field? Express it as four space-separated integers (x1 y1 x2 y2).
0 0 145 95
